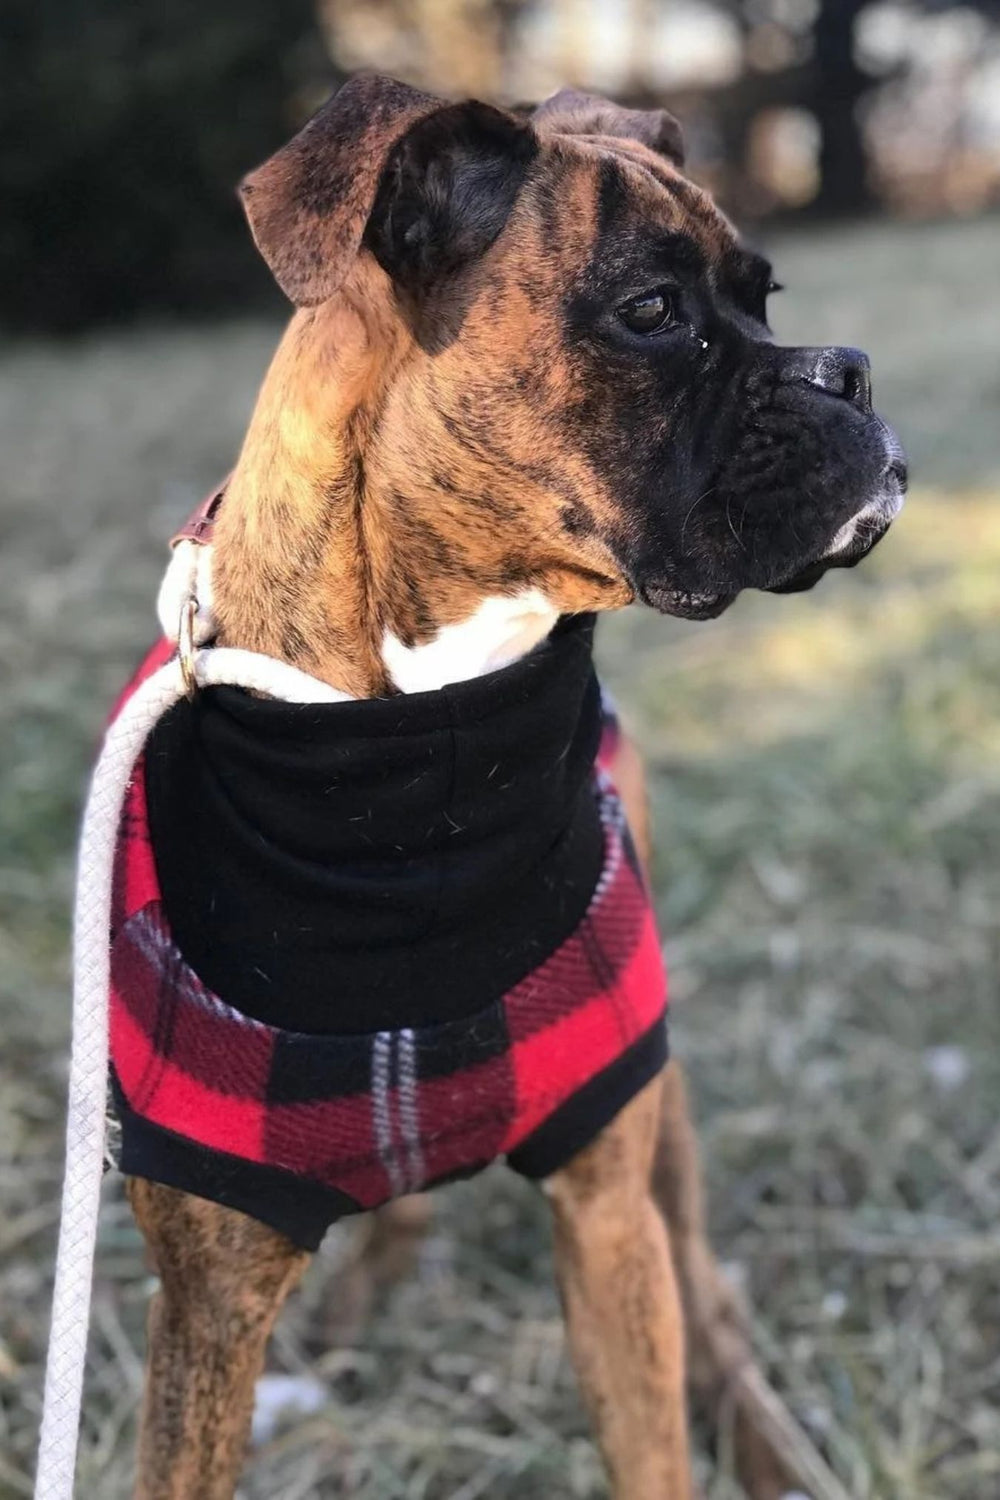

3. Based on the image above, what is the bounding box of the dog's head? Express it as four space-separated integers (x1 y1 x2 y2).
240 74 905 624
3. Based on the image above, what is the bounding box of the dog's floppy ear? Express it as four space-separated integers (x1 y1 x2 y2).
239 74 445 306
363 100 538 295
533 88 684 168
240 74 538 307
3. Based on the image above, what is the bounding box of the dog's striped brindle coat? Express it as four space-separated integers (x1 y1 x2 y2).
129 72 902 1500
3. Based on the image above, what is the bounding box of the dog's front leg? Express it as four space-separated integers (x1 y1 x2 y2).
127 1179 309 1500
546 1072 691 1499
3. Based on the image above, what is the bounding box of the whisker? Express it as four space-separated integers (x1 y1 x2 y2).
680 485 718 548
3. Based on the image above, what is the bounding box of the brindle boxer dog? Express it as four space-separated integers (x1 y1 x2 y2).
129 73 905 1500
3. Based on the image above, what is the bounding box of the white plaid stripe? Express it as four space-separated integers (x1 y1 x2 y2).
372 1031 405 1196
396 1028 425 1192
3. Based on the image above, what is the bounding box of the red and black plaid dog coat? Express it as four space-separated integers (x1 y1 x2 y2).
109 615 668 1249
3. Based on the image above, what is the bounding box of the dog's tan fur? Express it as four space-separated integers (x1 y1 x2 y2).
213 128 731 697
126 79 800 1500
128 1181 309 1500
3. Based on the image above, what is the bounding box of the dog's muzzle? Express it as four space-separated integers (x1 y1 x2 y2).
768 369 908 595
769 455 907 595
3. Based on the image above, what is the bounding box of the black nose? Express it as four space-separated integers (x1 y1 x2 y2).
783 346 873 413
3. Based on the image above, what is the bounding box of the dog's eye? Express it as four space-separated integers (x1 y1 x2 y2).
617 289 675 335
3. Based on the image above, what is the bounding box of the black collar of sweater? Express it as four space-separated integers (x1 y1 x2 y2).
143 613 606 1035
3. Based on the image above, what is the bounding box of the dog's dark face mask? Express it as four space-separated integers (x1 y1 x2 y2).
552 150 907 619
240 77 905 625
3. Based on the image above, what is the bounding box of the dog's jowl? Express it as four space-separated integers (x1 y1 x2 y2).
111 73 905 1500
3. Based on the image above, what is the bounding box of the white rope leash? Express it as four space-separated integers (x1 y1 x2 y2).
35 644 350 1500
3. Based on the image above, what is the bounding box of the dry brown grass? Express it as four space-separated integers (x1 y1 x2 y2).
2 218 999 1498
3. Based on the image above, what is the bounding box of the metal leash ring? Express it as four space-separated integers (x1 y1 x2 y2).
178 594 199 700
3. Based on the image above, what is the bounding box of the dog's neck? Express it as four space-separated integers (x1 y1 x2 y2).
212 296 567 698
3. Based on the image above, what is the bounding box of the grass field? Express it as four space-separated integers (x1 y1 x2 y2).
2 216 999 1499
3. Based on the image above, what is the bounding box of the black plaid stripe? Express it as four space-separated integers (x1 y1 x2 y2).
266 997 510 1106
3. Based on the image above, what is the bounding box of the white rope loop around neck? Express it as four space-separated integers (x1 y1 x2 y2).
35 645 351 1500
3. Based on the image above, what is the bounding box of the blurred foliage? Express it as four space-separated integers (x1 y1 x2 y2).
0 0 329 332
3 0 999 333
323 0 1000 221
702 0 1000 216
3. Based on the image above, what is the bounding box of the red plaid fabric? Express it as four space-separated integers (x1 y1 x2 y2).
109 641 668 1236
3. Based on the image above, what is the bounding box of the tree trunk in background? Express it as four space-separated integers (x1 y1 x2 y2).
812 0 875 216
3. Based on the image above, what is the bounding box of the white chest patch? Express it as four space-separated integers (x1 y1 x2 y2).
382 589 560 694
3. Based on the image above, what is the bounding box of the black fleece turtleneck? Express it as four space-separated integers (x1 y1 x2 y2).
142 613 605 1034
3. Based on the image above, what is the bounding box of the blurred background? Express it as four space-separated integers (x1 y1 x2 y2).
1 3 999 1497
